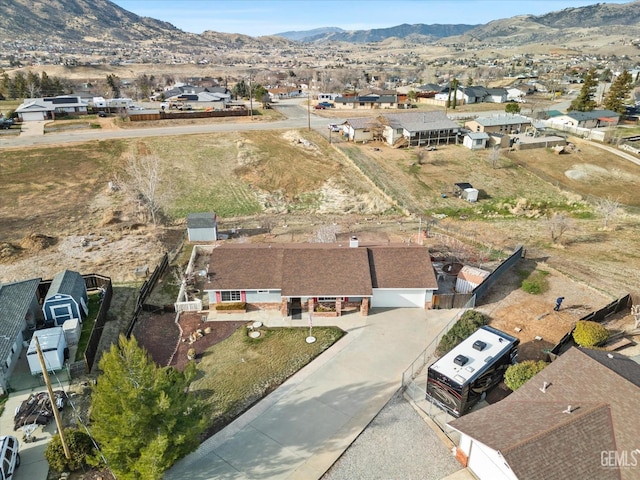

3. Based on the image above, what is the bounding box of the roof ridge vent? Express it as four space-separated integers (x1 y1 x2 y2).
539 381 548 393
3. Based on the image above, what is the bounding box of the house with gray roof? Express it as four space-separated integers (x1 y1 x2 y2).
43 270 88 326
334 93 404 110
448 347 640 480
344 111 460 147
203 242 438 316
548 109 620 129
465 114 532 134
0 278 41 393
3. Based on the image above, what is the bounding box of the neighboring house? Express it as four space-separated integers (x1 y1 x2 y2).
507 84 535 101
203 241 438 315
43 270 88 327
187 212 218 242
317 93 340 102
334 93 404 110
449 347 640 480
548 109 620 129
0 278 41 393
484 88 508 103
16 95 89 121
345 111 460 147
15 100 54 121
465 114 532 134
463 132 490 150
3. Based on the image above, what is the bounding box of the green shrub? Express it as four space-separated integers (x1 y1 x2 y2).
504 360 548 391
572 320 609 347
521 270 549 294
436 310 488 356
215 302 246 311
45 428 95 472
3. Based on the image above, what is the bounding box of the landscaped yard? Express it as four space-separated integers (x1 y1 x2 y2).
133 311 345 438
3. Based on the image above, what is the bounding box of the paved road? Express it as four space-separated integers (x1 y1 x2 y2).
0 100 338 149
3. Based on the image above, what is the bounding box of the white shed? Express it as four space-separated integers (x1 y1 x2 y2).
462 188 479 202
463 132 489 150
27 327 67 375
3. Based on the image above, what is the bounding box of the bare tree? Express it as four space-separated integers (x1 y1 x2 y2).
631 305 640 329
595 196 620 230
416 148 429 165
488 146 501 169
119 154 164 226
547 213 572 245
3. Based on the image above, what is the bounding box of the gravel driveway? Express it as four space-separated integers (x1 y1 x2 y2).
321 389 461 480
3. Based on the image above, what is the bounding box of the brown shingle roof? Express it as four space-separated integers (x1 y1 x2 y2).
281 248 371 296
368 247 437 289
449 347 640 480
204 243 435 296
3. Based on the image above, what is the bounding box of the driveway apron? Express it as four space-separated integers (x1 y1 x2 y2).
165 308 456 480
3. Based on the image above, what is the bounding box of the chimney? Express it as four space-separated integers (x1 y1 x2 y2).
563 405 573 414
350 236 359 248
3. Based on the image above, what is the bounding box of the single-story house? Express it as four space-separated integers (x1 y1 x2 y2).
0 278 42 393
548 109 620 129
43 270 88 326
449 347 640 480
203 241 438 315
484 88 508 103
15 100 54 121
187 212 218 242
334 93 403 110
317 93 340 102
463 131 490 150
16 96 89 121
465 114 532 134
343 117 375 143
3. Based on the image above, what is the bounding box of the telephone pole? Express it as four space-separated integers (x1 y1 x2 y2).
35 336 71 460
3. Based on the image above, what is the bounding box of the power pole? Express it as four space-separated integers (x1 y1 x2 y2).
35 336 71 460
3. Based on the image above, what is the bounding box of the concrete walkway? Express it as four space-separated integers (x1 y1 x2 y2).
165 308 458 480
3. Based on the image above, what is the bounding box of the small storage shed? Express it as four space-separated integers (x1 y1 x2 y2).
27 327 67 374
462 188 479 202
43 270 88 327
456 266 490 294
463 132 489 150
187 212 218 242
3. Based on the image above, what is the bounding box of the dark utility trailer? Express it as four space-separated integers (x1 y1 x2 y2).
426 325 519 417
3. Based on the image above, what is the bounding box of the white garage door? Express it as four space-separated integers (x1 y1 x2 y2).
21 111 46 121
468 442 513 480
371 289 425 308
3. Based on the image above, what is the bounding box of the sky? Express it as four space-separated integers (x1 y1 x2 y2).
110 0 636 36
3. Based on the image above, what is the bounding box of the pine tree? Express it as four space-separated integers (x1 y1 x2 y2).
603 70 633 114
569 68 597 112
89 335 206 480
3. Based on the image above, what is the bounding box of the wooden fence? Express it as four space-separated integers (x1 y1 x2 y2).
125 253 170 338
129 110 249 122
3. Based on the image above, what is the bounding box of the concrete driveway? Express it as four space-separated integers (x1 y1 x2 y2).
165 308 458 480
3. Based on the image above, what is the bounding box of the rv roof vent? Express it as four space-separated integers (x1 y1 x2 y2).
454 355 468 366
484 355 493 363
473 340 487 351
465 366 475 373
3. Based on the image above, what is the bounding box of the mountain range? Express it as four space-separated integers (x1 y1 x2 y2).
1 0 640 50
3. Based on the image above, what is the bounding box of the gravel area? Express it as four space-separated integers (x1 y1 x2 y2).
322 389 461 480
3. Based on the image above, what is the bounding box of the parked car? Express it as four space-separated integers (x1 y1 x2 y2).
0 118 14 129
328 123 341 132
0 436 20 480
314 105 326 109
318 102 334 108
97 111 107 117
